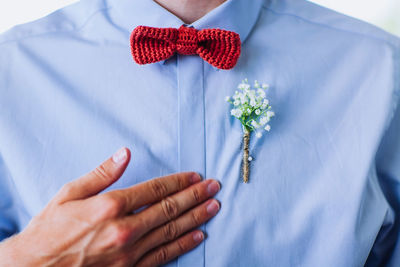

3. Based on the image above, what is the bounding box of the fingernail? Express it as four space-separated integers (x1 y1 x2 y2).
112 147 127 164
193 231 204 243
206 200 220 216
207 180 220 195
190 173 202 184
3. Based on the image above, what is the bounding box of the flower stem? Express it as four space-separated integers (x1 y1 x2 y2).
242 130 250 183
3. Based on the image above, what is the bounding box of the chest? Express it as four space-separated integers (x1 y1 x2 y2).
1 53 390 266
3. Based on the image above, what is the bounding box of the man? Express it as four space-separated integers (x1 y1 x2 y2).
0 0 399 266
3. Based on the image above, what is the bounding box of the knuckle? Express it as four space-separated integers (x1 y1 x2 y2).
162 221 179 242
97 194 123 218
108 222 132 247
176 174 185 190
161 197 179 220
93 164 113 183
191 210 202 225
177 237 188 253
149 179 169 199
59 182 74 198
155 247 169 265
191 187 202 203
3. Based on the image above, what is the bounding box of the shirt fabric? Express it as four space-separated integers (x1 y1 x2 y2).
1 0 400 266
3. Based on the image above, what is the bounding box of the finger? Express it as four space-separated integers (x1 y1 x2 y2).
123 179 220 243
132 199 220 261
111 171 202 214
54 147 131 204
135 230 204 267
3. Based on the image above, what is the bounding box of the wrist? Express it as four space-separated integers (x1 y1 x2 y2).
0 233 36 266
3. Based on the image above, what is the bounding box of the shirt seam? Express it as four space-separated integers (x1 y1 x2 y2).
261 4 400 49
202 59 207 267
387 41 400 131
0 6 112 47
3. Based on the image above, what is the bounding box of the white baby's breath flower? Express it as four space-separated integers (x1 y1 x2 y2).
240 94 248 105
240 82 250 91
259 116 270 125
231 109 243 118
261 99 269 109
251 120 260 129
266 110 275 118
256 132 262 138
257 89 266 98
227 78 274 135
264 124 271 131
237 83 246 90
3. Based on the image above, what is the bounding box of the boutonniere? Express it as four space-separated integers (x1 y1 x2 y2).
226 78 275 183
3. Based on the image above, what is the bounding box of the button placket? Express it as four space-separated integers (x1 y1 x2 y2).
176 52 206 267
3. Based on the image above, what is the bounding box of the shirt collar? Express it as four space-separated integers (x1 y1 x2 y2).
110 0 264 69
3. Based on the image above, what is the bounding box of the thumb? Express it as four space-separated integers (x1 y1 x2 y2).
54 147 131 204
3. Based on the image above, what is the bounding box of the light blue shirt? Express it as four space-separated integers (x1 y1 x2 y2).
1 0 400 266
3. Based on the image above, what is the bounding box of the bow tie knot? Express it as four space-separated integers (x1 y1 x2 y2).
130 25 241 70
176 25 199 55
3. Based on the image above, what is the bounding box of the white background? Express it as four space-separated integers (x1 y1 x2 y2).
0 0 399 36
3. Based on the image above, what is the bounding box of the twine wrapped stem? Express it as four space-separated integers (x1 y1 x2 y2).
242 130 250 183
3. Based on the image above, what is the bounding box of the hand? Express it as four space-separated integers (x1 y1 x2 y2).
0 147 221 266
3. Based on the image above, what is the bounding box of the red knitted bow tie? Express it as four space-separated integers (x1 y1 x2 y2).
130 25 241 70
